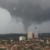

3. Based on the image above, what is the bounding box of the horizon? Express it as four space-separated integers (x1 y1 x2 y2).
0 33 50 35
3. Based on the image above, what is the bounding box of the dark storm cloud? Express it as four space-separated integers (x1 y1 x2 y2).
0 0 50 32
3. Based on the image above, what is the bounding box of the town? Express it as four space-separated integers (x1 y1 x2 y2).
0 32 50 50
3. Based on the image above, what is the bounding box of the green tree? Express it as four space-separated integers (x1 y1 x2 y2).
17 46 22 50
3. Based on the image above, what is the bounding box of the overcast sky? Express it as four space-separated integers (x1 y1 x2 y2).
0 0 50 34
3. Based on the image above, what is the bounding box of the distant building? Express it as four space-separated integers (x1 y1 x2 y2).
27 32 33 40
19 36 26 41
34 33 38 38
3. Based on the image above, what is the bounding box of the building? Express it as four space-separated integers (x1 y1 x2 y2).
34 33 38 38
27 32 33 40
19 36 26 41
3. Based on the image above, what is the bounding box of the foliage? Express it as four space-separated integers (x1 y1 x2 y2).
17 46 22 50
0 49 6 50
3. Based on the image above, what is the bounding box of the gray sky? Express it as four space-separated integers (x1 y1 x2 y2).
0 0 50 34
0 7 25 34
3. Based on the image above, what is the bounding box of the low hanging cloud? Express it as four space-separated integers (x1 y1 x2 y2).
0 7 25 34
0 7 12 34
0 0 50 32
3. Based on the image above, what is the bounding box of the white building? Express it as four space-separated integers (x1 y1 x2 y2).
27 32 33 40
19 36 26 41
34 33 38 38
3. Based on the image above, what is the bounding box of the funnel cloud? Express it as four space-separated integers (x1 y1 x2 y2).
0 0 50 32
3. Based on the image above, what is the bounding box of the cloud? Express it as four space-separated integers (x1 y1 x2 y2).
0 7 11 34
0 7 25 34
0 0 50 32
28 21 50 33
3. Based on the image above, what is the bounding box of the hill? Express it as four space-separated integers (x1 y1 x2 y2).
0 33 50 40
